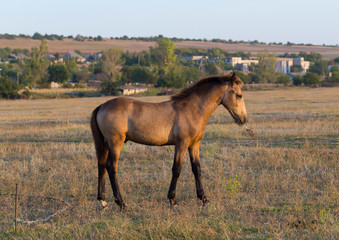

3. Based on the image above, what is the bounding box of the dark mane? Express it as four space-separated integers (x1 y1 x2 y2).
171 75 233 100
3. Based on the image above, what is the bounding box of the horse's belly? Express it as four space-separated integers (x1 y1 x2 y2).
126 126 173 146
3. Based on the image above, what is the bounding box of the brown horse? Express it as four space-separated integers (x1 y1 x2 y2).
90 73 247 209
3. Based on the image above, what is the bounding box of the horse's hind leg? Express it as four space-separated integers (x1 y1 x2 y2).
98 147 109 209
189 141 208 205
106 137 127 210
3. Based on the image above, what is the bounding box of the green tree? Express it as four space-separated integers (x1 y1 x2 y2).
25 39 50 87
276 74 291 85
204 62 219 75
329 71 339 83
150 38 178 75
235 71 249 84
181 66 200 83
292 76 303 86
303 72 321 85
330 65 339 72
309 60 329 76
65 60 78 74
255 50 277 83
121 65 157 84
48 64 71 83
334 57 339 64
32 32 43 40
0 76 20 99
101 48 123 81
72 69 91 85
100 79 120 96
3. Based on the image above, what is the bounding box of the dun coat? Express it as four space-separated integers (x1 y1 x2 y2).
90 73 247 209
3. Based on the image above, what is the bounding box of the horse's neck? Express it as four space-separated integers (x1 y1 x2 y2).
190 85 226 120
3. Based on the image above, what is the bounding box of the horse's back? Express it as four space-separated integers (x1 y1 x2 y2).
96 97 177 146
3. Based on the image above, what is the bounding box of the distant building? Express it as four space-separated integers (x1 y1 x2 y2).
293 57 310 72
275 57 310 74
275 58 293 74
224 57 258 72
180 56 208 64
44 54 56 61
50 81 61 88
118 86 148 95
62 52 86 63
84 53 102 61
8 53 28 61
44 54 64 64
224 57 243 66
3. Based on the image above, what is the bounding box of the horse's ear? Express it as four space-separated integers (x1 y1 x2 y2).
231 72 237 86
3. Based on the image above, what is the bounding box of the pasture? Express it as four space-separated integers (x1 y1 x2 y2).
0 87 338 239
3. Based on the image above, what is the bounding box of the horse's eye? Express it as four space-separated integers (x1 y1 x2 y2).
236 94 242 99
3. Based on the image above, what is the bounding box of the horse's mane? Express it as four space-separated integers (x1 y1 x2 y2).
171 74 241 100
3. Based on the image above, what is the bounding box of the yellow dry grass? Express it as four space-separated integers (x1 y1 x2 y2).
0 87 338 239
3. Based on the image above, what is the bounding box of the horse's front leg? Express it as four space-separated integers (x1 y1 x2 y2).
167 143 188 206
189 141 208 205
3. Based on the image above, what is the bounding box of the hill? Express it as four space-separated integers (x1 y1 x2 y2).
1 38 339 59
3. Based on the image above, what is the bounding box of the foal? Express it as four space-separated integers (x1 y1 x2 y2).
90 73 247 209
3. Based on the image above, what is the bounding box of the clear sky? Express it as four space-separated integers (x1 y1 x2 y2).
1 0 338 45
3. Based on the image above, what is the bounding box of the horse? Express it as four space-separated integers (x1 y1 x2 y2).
90 72 247 209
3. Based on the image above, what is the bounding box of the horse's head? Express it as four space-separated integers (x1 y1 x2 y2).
222 72 247 125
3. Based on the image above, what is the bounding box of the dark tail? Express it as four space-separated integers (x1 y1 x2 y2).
90 105 109 164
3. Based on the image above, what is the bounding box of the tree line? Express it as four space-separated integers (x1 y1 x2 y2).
1 38 339 99
1 32 338 47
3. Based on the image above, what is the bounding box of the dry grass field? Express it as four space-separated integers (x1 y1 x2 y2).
1 38 339 58
0 87 338 239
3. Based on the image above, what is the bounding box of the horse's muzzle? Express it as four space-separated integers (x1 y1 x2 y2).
235 116 247 125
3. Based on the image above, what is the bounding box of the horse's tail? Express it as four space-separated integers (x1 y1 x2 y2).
90 105 109 164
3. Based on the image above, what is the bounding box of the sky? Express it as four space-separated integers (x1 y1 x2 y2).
1 0 338 45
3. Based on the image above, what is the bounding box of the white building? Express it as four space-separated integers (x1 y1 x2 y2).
293 57 310 72
180 56 208 64
224 57 258 72
275 58 293 74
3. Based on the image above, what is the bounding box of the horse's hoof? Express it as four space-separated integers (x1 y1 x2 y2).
99 200 107 210
120 202 128 211
202 197 209 206
169 199 177 208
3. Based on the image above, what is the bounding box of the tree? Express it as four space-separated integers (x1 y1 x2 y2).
0 76 20 99
292 76 303 86
330 65 339 72
181 66 200 83
276 74 291 85
329 71 339 83
204 62 219 75
309 60 329 76
235 71 249 84
121 65 157 84
25 39 50 87
65 60 78 74
334 57 339 64
101 48 123 81
48 64 70 83
303 72 321 85
100 79 120 96
32 32 43 40
255 50 277 83
150 38 178 75
72 69 91 85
